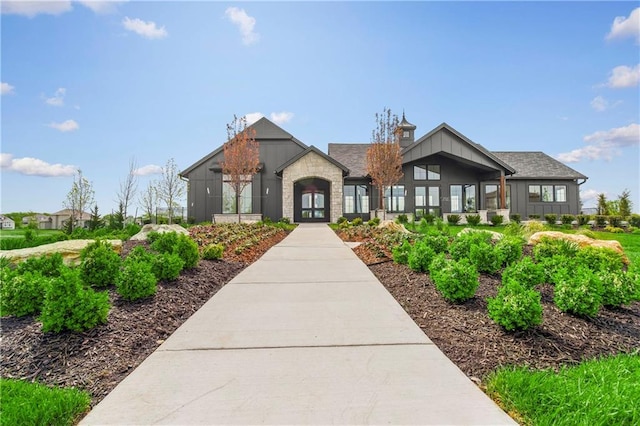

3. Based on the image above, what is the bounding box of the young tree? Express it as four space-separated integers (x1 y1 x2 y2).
139 181 158 224
88 205 102 231
220 114 260 223
597 193 608 216
116 157 139 227
618 189 632 218
63 169 95 233
365 107 403 220
157 158 185 224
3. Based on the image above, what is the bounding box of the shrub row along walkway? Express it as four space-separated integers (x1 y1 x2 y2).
80 223 515 425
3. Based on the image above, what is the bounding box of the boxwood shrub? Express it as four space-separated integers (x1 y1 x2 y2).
116 257 157 301
408 240 436 272
554 266 603 317
392 240 412 265
501 257 545 289
469 241 504 274
488 280 543 331
430 257 479 303
0 270 50 317
80 240 122 288
152 252 184 281
466 214 481 226
202 243 225 260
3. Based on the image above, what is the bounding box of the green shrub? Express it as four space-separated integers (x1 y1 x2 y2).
423 234 449 253
0 270 49 317
152 252 184 281
80 240 122 288
509 214 521 224
449 230 492 261
40 268 110 333
16 253 65 277
595 215 607 227
396 214 408 224
337 216 348 224
599 270 637 307
488 281 543 331
554 266 603 317
126 245 154 262
490 215 504 226
351 217 363 226
202 243 225 260
538 255 577 285
469 241 504 274
561 214 575 225
392 240 412 265
149 231 179 254
447 214 461 225
533 237 579 262
423 214 435 225
528 214 540 220
431 258 479 303
608 215 622 228
116 258 157 301
576 229 596 239
428 253 448 275
466 214 481 226
501 257 545 289
575 246 624 273
544 214 558 225
576 214 590 226
279 217 291 224
408 240 437 272
175 234 200 269
495 235 525 266
603 226 624 233
629 214 640 228
503 222 525 238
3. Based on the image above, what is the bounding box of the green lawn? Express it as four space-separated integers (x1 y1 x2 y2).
486 352 640 426
0 378 91 426
0 229 64 239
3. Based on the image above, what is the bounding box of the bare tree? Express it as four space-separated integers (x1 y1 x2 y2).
157 158 185 224
366 108 403 220
139 180 158 223
220 115 260 223
63 169 95 232
116 157 138 227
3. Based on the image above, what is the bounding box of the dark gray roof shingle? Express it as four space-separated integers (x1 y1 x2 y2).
493 151 587 179
328 143 370 177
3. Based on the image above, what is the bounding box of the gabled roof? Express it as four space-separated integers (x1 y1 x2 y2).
275 145 350 176
51 209 92 219
493 152 588 180
404 123 516 174
327 143 370 177
180 117 308 177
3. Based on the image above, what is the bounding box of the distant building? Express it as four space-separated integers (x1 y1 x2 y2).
0 215 16 230
50 209 92 230
22 214 53 229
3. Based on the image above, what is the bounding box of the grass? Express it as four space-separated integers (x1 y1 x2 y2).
0 229 64 239
486 352 640 426
0 378 91 426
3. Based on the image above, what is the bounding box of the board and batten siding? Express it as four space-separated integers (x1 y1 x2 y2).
506 180 582 218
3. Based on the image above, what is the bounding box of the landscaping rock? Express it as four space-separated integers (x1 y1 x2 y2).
528 231 627 263
377 220 411 233
457 227 503 241
0 239 122 266
129 224 189 241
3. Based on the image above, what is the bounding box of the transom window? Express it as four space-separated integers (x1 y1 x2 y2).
450 184 476 213
413 165 440 181
343 185 369 214
222 174 252 214
528 185 566 203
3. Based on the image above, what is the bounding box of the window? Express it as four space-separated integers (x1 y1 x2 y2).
413 164 440 181
450 184 476 213
343 185 369 214
403 130 410 138
415 186 440 218
385 185 405 212
485 184 499 210
529 184 567 203
222 175 252 214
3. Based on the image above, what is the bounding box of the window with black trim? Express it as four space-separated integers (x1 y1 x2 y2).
384 185 405 212
413 165 440 181
528 184 567 203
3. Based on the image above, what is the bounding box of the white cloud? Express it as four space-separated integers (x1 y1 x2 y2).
225 7 259 45
77 0 127 14
590 96 608 112
1 82 15 95
0 153 76 177
606 64 640 88
133 164 163 176
1 1 72 17
49 119 79 132
270 111 294 125
580 189 601 206
45 87 66 106
556 123 640 162
606 7 640 43
122 17 168 40
244 112 264 125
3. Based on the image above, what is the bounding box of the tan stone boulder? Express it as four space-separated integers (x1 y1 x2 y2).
528 231 627 263
377 220 410 234
0 239 122 266
129 224 189 241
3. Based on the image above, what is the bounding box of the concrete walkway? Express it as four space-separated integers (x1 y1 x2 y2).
80 223 516 425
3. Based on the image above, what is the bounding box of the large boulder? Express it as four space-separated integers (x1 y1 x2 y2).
0 239 122 266
528 231 627 263
377 220 411 234
129 224 189 241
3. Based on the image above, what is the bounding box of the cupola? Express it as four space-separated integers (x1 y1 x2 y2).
398 112 416 148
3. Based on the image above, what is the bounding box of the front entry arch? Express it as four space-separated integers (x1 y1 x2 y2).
294 178 330 222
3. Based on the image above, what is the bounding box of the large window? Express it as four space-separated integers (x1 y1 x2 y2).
415 186 440 218
222 175 252 214
450 184 476 213
413 165 441 181
485 184 511 209
529 184 567 203
385 185 405 212
343 185 369 214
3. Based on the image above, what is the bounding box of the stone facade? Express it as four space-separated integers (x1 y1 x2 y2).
282 151 344 223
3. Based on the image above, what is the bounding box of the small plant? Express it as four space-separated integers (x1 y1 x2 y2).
538 254 577 285
0 270 49 317
337 216 348 225
608 215 622 228
495 235 524 266
152 252 184 281
575 246 624 273
469 241 504 274
40 268 110 333
509 214 521 224
423 234 449 253
367 218 379 227
501 257 545 289
488 280 543 331
116 257 157 301
576 214 590 226
503 222 525 238
554 266 603 317
408 240 437 272
561 214 575 225
351 217 363 226
595 215 607 227
396 214 408 224
490 215 504 226
80 240 122 288
16 253 65 277
392 240 412 265
202 243 225 260
576 229 596 239
533 237 579 261
603 226 624 233
466 214 481 226
599 270 637 307
629 214 640 228
149 231 179 254
447 214 461 225
449 230 492 261
279 217 291 224
544 214 558 226
423 214 435 225
430 257 479 303
175 234 200 269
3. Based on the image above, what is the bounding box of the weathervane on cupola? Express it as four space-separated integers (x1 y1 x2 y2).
398 110 417 148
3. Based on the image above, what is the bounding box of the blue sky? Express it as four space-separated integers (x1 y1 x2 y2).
2 1 639 215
